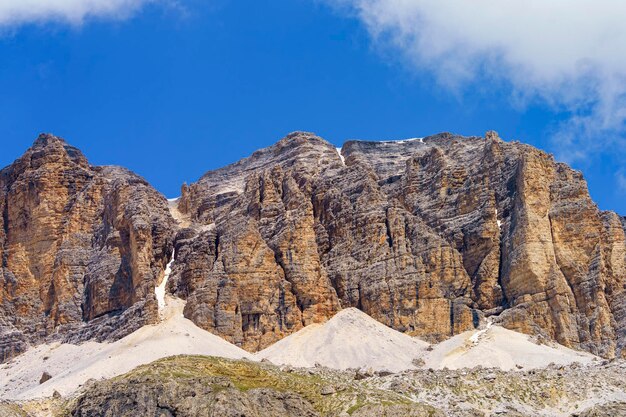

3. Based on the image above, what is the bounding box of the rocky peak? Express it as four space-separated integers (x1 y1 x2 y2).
31 133 88 165
172 130 626 358
1 130 625 363
179 131 342 222
2 134 89 181
340 133 488 185
275 130 330 147
32 132 65 147
484 130 502 142
0 135 176 362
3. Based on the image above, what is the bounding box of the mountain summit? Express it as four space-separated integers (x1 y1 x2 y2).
173 131 626 358
0 135 176 362
1 131 625 364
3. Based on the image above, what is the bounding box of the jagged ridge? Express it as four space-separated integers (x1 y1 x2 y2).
173 130 626 358
1 130 625 362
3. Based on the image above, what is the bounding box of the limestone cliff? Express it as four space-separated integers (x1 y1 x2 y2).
2 131 624 360
0 135 176 362
173 131 626 357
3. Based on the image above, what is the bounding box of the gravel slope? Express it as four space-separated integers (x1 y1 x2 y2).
1 306 601 400
0 297 250 400
256 308 429 372
423 324 597 370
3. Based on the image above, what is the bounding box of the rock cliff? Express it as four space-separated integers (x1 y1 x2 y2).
1 131 624 360
173 131 626 357
0 135 176 362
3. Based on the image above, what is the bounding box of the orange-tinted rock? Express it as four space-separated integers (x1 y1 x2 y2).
2 131 625 360
170 135 342 351
175 131 626 357
0 135 175 362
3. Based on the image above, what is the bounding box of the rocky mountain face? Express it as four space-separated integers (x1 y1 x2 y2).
0 135 176 362
1 131 625 362
172 131 626 358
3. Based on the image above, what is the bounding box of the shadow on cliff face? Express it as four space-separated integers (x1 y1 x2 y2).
2 130 626 363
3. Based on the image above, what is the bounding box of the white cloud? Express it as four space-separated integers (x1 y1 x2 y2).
0 0 156 27
330 0 626 161
617 170 626 192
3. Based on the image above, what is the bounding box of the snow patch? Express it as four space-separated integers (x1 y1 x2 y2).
155 251 175 313
336 147 345 165
495 208 502 228
469 318 492 344
199 223 216 232
382 137 424 144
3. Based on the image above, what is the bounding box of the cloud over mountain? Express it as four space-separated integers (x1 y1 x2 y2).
331 0 626 161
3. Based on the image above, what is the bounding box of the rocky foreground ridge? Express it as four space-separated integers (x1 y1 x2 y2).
1 131 625 362
3 355 626 417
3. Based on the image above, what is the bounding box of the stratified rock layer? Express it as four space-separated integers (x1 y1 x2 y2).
0 135 175 362
1 131 624 361
173 131 626 357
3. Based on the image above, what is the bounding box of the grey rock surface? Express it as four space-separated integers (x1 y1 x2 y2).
172 131 626 357
2 130 625 362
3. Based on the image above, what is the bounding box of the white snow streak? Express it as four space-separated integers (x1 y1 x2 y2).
469 318 492 345
155 250 174 313
336 147 346 165
382 137 424 144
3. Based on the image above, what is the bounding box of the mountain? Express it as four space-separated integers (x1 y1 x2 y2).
1 132 626 416
0 135 176 362
171 131 626 358
1 130 625 365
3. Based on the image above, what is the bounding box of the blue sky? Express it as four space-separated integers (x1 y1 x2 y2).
0 0 624 214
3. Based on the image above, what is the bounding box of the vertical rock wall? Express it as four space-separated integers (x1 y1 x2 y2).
173 131 626 357
0 135 176 361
